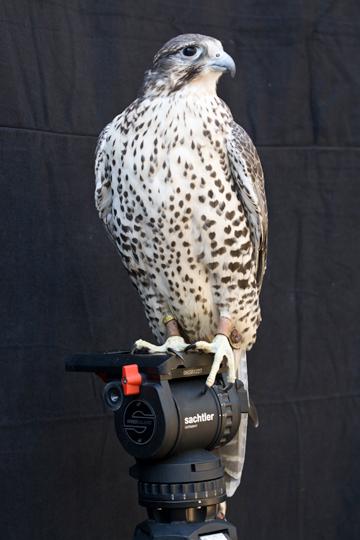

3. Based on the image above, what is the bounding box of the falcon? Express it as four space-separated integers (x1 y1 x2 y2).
95 34 268 504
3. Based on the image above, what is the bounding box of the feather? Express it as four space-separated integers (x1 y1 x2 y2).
226 122 268 289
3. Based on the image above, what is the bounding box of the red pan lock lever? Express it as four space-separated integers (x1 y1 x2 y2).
121 364 142 396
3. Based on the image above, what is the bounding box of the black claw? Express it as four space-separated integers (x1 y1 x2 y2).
132 346 150 354
184 343 197 352
201 384 209 395
167 348 184 360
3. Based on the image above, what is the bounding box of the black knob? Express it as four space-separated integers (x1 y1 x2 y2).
103 381 123 411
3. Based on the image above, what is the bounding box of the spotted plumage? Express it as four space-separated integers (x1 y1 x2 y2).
95 34 268 499
95 34 267 350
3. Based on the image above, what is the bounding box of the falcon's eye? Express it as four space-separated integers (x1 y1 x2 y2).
182 46 198 57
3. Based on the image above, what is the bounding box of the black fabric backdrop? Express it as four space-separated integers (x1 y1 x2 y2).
1 1 359 539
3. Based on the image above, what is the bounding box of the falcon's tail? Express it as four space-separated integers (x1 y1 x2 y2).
216 349 248 497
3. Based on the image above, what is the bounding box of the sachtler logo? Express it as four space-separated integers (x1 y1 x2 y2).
184 412 215 426
123 400 156 445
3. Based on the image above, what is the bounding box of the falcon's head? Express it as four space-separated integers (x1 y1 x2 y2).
142 34 236 97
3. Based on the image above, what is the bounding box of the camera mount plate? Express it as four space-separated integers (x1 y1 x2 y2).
65 350 226 381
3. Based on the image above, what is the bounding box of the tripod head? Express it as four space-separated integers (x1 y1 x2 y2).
66 350 255 539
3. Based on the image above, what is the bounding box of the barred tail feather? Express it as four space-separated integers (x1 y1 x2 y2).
215 349 248 497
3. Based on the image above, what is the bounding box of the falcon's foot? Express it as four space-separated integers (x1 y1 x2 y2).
191 334 235 387
133 335 190 354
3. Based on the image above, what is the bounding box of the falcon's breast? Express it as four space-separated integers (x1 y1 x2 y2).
96 91 261 346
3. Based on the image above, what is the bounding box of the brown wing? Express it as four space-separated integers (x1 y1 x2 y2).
226 122 268 290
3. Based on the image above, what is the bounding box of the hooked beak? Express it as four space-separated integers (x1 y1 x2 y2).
208 51 236 78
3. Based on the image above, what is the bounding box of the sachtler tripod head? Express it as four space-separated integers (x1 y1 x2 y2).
66 350 256 539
